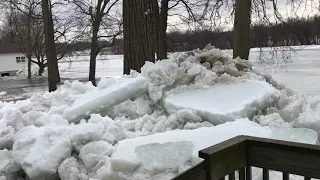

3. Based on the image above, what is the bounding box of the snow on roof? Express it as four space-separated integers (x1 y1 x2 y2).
0 44 22 54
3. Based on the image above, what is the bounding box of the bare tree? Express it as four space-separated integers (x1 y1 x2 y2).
123 0 158 74
71 0 122 86
9 0 42 79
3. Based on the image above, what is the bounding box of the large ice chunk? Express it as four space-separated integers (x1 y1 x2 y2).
63 77 148 122
58 157 88 180
12 126 71 179
79 141 114 171
294 95 320 134
135 141 194 171
0 149 20 174
270 127 318 144
70 123 104 151
0 126 14 150
164 80 278 125
110 119 270 172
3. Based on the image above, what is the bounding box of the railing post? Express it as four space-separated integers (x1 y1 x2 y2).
263 169 269 180
246 166 252 180
199 136 247 180
239 167 245 180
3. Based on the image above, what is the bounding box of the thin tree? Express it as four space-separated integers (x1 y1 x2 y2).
72 0 122 86
156 0 204 60
123 0 158 74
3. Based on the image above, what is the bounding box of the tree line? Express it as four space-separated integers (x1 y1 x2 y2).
160 15 320 52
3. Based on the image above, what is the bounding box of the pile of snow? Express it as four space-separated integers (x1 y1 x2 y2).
0 45 319 180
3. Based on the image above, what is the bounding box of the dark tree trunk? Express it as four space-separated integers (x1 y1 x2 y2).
38 64 44 76
27 56 32 79
233 0 252 60
26 13 32 79
123 0 157 74
89 18 101 86
54 58 60 83
41 0 58 92
158 0 169 60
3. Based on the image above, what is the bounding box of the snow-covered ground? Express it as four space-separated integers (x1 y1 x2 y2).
0 45 320 180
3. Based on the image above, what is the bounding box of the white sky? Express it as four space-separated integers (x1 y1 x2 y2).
167 0 320 31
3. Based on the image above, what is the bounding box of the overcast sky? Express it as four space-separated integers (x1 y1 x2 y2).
167 0 320 31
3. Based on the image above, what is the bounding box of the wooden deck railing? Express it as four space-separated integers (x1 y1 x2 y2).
172 136 320 180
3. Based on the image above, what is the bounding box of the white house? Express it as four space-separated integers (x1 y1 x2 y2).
0 44 26 77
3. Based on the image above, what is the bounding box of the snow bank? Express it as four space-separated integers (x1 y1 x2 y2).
164 80 278 125
63 76 148 122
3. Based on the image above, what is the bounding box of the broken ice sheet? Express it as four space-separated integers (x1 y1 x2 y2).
270 127 318 144
135 141 194 171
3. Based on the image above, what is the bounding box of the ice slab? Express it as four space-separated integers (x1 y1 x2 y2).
164 80 278 125
110 119 318 173
270 127 318 144
110 119 271 172
135 141 194 171
63 77 148 122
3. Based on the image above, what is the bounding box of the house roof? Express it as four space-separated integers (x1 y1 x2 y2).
0 44 23 54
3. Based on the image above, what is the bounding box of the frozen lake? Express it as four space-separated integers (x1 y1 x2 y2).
250 45 320 96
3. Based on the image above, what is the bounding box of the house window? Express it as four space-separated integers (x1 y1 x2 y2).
16 57 26 63
20 57 26 62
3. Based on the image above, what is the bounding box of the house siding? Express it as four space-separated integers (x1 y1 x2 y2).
0 53 26 73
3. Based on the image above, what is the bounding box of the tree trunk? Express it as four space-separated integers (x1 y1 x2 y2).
123 0 157 74
38 64 44 76
233 0 252 60
41 0 58 92
89 18 101 86
158 0 169 60
27 56 32 79
54 58 60 83
27 14 32 79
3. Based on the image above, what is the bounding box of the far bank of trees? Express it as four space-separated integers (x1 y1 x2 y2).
166 15 320 52
98 15 320 55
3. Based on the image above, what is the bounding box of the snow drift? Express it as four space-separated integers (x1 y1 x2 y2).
0 45 319 180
